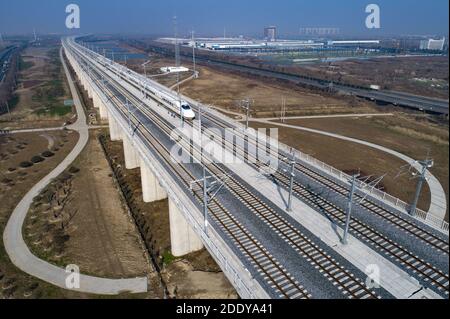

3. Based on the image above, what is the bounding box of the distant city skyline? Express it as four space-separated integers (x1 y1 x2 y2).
0 0 448 38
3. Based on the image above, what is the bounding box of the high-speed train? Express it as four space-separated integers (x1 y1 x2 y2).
95 53 196 120
154 89 196 120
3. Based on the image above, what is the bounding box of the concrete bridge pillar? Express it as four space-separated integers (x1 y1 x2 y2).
92 91 100 109
82 74 87 91
98 98 109 121
93 92 109 120
123 135 140 169
140 158 168 203
108 116 122 141
169 199 204 257
87 83 93 99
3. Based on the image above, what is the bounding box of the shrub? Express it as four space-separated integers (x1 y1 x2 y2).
68 166 80 174
162 251 176 265
19 161 33 168
31 156 45 164
1 178 13 185
41 151 55 158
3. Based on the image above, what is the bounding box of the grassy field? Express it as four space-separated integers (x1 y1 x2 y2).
147 52 448 218
125 51 378 118
18 56 34 71
281 114 449 219
302 56 449 99
0 46 74 130
250 120 433 214
177 62 379 118
0 132 90 298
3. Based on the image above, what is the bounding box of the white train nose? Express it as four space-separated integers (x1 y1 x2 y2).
182 109 196 120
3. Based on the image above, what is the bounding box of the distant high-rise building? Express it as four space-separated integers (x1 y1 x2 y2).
264 26 277 42
420 38 446 51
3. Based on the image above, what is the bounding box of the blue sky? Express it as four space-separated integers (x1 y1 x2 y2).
0 0 448 37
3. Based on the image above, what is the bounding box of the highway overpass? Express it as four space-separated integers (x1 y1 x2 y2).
63 37 449 299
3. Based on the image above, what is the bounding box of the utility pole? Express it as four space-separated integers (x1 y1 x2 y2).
174 16 180 94
342 174 359 245
410 159 434 216
5 101 11 121
191 30 197 78
239 99 251 130
198 103 208 232
280 96 287 123
173 16 183 127
287 149 296 212
125 98 132 132
190 103 210 235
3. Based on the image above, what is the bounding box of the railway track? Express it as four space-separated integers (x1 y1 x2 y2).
72 42 449 298
82 58 311 299
196 115 449 296
91 61 382 299
292 162 449 253
199 107 449 255
264 167 449 296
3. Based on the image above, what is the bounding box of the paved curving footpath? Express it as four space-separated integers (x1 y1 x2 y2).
252 118 448 221
3 47 148 295
258 113 395 121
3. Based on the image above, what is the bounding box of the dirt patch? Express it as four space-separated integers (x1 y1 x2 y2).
23 132 156 283
0 131 95 299
0 46 75 130
176 62 378 118
304 56 449 99
100 133 238 299
163 260 238 299
121 50 377 118
22 80 44 89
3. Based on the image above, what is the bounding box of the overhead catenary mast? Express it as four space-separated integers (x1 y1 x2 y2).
191 30 197 78
173 15 183 126
173 16 180 96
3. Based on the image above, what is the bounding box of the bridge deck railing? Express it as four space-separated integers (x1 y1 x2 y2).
200 104 449 234
68 37 449 235
65 43 262 298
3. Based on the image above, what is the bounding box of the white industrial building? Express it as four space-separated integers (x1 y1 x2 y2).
160 66 190 73
420 38 446 51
